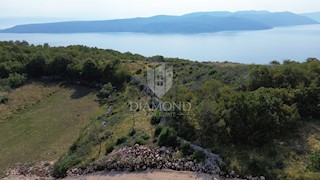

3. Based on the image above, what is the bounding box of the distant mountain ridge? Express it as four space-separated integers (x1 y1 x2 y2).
302 12 320 22
0 11 318 34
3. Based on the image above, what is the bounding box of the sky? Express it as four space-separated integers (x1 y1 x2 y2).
0 0 319 19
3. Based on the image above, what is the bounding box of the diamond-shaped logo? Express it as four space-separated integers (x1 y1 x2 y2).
147 64 173 98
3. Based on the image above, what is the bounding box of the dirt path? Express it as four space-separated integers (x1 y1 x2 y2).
3 170 241 180
65 169 237 180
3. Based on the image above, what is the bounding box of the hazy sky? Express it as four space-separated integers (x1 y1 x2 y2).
0 0 319 19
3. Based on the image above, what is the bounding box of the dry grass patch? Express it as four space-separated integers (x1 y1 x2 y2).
0 83 99 176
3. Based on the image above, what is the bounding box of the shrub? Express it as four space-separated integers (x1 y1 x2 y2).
106 144 114 154
52 154 81 178
219 163 228 172
0 96 8 104
135 69 142 74
308 150 320 172
116 136 127 145
154 125 164 137
295 87 320 118
247 157 270 177
82 59 101 81
192 150 206 162
27 54 46 77
134 137 146 145
52 143 90 178
129 128 136 136
180 142 194 156
141 133 150 140
5 73 26 87
49 54 72 76
157 126 178 147
97 82 115 105
151 111 162 125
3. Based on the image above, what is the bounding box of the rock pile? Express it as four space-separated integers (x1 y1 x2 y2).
67 144 221 176
4 161 54 178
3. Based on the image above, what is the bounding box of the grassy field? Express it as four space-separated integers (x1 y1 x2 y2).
0 82 99 176
0 82 61 122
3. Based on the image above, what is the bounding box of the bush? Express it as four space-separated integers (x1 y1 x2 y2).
5 73 26 87
151 111 162 125
180 142 194 156
52 154 81 178
247 157 270 177
141 133 150 140
82 59 101 81
97 82 115 105
192 150 206 162
133 137 146 145
49 54 72 76
0 96 8 104
52 143 91 178
157 126 178 147
295 87 320 118
27 54 46 78
116 136 127 145
106 144 114 154
154 125 164 137
308 150 320 172
135 69 142 74
129 128 136 136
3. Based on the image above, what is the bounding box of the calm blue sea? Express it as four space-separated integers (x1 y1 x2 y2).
1 24 320 64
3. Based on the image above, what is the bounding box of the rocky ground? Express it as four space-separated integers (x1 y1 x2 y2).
3 161 55 179
67 144 221 176
3 145 265 180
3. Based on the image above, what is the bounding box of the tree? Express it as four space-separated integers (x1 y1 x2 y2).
225 90 299 145
196 100 226 146
114 64 131 85
26 54 46 77
295 87 320 118
82 59 100 81
49 54 73 76
103 61 117 83
0 62 11 78
249 65 272 90
66 62 82 79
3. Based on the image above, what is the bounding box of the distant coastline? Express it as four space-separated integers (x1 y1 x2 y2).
0 11 319 34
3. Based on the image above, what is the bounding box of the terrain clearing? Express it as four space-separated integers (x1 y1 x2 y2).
0 82 99 176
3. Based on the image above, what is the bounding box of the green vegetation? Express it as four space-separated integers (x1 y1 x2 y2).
180 142 194 157
3 73 26 87
192 150 206 162
96 82 115 105
1 41 320 179
308 150 320 172
160 58 320 178
116 136 128 145
150 111 162 125
157 126 179 147
51 82 154 177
